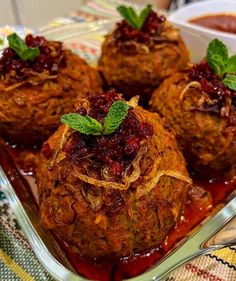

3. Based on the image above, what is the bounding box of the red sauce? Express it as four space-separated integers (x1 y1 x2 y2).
52 178 234 281
1 141 236 281
189 14 236 34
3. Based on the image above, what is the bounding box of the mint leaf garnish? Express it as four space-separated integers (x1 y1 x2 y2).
7 33 40 61
223 74 236 91
117 6 139 29
225 54 236 74
103 101 130 135
117 5 152 30
206 39 236 90
139 5 152 29
61 101 130 136
0 37 4 45
61 113 103 135
207 39 228 78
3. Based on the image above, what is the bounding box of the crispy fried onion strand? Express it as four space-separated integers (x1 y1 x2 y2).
127 95 139 108
72 145 147 191
135 170 192 199
180 81 233 117
71 143 191 198
49 125 70 168
179 81 201 101
4 70 57 91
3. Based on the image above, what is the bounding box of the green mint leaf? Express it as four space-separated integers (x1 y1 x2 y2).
207 39 228 77
138 4 152 29
117 5 152 30
61 113 103 135
225 54 236 74
21 48 40 61
8 33 25 54
103 101 130 135
223 74 236 91
208 54 226 76
7 33 40 61
117 5 139 29
127 7 140 28
0 37 4 45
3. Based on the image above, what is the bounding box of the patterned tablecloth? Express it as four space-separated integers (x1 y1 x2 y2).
1 1 236 280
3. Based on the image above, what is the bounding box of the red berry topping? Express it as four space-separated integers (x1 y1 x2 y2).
188 60 236 117
115 10 165 47
41 142 52 159
65 89 154 179
0 34 65 85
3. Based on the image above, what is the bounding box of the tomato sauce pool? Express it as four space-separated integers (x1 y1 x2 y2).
2 142 236 281
53 178 234 281
189 14 236 34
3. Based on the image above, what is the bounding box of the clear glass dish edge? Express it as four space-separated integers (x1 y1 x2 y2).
1 20 236 281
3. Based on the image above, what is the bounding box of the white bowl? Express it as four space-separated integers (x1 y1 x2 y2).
168 0 236 62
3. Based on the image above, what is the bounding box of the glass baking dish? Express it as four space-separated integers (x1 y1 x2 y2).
1 20 236 281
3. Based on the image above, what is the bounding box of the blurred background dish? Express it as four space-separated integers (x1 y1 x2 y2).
168 0 236 61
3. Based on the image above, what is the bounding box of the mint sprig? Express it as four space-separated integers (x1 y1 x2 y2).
61 114 103 135
117 5 152 30
7 33 40 61
103 100 129 135
222 74 236 91
207 39 236 90
61 101 130 135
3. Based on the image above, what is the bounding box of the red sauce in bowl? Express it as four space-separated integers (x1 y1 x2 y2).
189 14 236 34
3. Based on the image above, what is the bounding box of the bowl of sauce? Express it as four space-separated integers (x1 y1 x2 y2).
168 0 236 62
189 14 236 34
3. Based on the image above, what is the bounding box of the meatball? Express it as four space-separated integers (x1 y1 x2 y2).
150 61 236 173
98 9 189 106
0 34 102 145
36 90 191 258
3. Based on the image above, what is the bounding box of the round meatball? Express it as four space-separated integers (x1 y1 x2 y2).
0 35 102 145
150 69 236 173
98 10 189 106
36 90 191 259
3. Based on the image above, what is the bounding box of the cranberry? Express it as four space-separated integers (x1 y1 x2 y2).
37 54 46 64
125 135 140 155
108 137 121 149
0 34 65 84
25 34 33 46
139 122 154 138
115 10 165 46
77 107 87 116
3 48 15 59
65 90 154 179
110 161 123 177
188 60 236 116
41 142 52 159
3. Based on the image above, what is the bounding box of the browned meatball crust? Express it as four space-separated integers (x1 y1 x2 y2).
150 72 236 173
36 94 191 259
0 50 102 145
99 17 189 105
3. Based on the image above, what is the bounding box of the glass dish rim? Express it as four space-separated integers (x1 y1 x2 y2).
0 20 236 281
